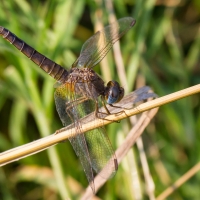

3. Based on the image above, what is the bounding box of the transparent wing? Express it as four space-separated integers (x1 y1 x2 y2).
85 127 117 179
54 83 96 191
73 17 136 68
69 131 96 191
133 86 158 103
54 82 117 192
69 126 117 193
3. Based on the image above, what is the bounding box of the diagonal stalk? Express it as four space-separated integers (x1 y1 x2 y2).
0 84 199 166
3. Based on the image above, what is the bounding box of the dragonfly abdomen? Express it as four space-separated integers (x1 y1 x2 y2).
0 26 68 82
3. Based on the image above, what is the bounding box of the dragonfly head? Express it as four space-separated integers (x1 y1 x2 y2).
105 81 124 104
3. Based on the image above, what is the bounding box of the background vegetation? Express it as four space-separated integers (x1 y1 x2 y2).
0 0 199 199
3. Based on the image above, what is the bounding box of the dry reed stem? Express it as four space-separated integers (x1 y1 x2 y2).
104 4 154 198
105 0 128 91
0 84 199 167
156 162 200 200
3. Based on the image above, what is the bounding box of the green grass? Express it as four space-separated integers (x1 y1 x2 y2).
0 0 200 199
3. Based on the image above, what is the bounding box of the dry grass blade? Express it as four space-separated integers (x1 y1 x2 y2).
136 136 155 199
81 107 158 199
105 0 128 91
0 84 199 166
156 162 200 200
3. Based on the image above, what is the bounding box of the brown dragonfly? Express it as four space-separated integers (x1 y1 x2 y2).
0 17 136 192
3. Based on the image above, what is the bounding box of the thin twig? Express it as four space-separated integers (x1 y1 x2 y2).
156 162 200 200
0 84 199 166
137 137 155 200
135 77 156 200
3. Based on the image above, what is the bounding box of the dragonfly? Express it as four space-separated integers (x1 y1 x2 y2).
0 17 136 192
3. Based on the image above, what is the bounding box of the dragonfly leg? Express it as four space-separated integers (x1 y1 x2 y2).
108 104 129 117
94 99 120 123
101 96 129 118
65 96 87 109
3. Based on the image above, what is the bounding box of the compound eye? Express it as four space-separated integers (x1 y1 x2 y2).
107 87 120 104
117 87 124 102
105 81 124 104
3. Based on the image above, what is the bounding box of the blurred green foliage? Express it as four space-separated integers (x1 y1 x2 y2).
0 0 200 199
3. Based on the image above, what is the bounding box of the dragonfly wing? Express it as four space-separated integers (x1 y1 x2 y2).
68 132 96 192
55 83 96 191
85 127 117 179
54 82 117 192
54 83 75 128
73 17 136 68
55 81 113 192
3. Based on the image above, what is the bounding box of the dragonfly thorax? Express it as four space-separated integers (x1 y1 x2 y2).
66 67 106 100
67 68 99 82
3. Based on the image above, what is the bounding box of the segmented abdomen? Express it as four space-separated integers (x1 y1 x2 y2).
0 26 68 82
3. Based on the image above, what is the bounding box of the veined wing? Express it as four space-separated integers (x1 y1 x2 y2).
84 127 117 178
72 17 136 69
54 82 117 193
69 127 117 193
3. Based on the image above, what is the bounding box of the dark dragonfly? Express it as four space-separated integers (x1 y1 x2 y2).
0 17 136 192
